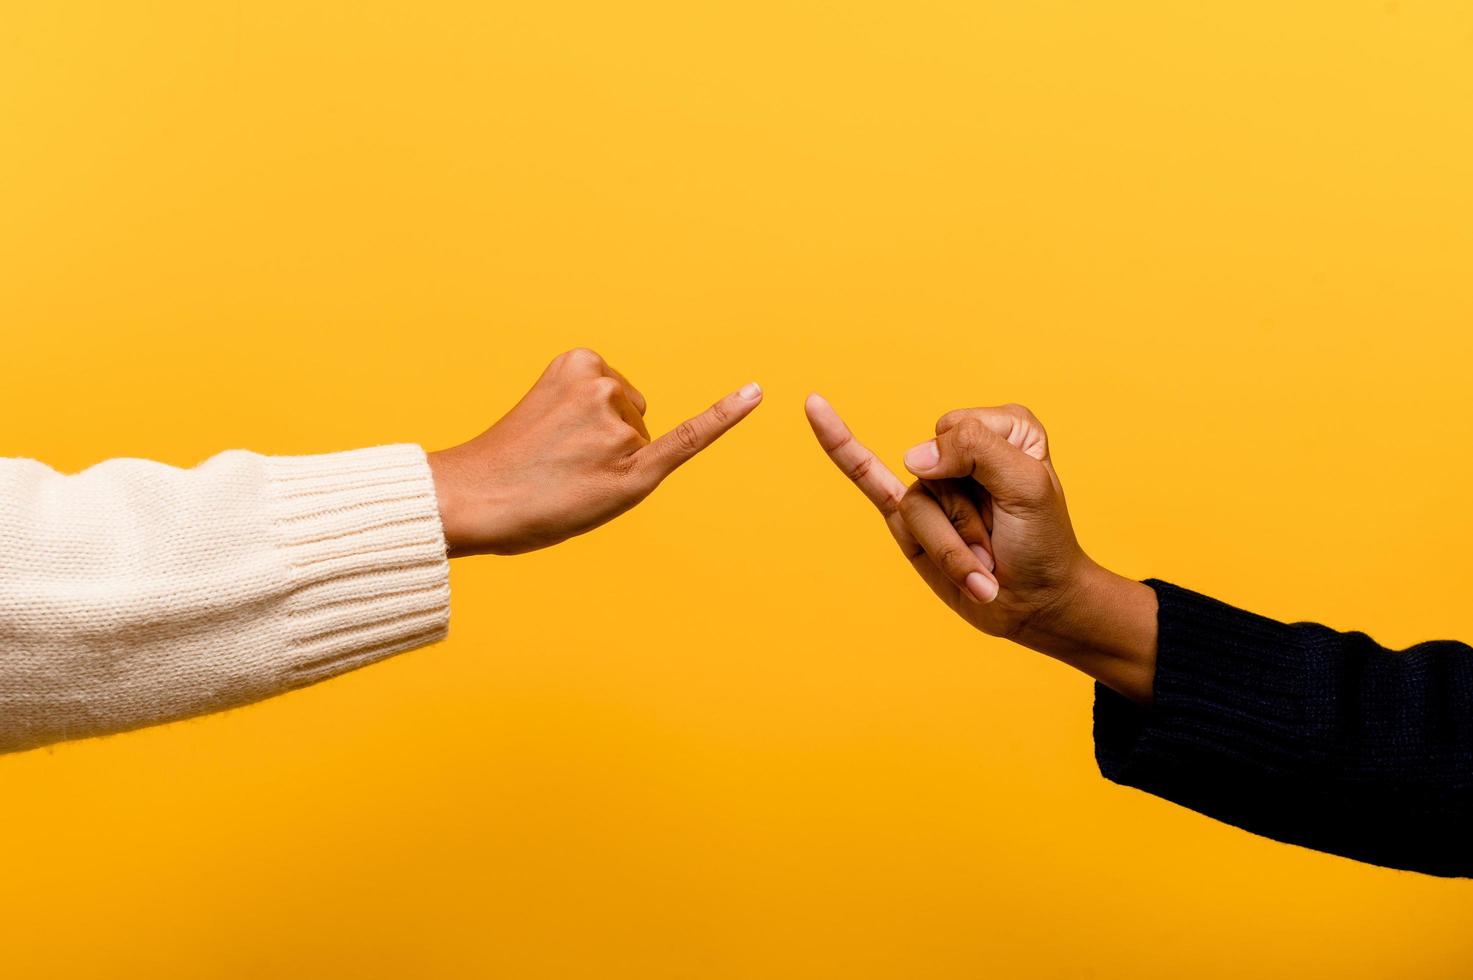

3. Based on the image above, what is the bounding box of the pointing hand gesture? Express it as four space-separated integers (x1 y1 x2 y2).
806 394 1082 636
430 348 762 556
805 393 1157 702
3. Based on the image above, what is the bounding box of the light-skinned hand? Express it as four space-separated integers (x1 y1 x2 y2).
429 348 761 556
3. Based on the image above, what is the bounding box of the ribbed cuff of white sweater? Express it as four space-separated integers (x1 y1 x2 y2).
264 444 451 688
0 443 451 753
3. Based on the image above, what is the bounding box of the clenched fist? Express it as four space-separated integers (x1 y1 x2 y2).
429 348 762 556
805 394 1158 704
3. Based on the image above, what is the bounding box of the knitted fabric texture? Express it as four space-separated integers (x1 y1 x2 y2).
1095 580 1473 877
0 444 450 754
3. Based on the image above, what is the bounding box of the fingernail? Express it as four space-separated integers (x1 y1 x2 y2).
965 571 998 603
904 440 939 471
969 543 995 573
739 382 763 400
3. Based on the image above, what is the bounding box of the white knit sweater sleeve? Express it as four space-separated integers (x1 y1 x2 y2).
0 444 451 754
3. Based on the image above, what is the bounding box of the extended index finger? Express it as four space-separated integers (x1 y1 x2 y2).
804 393 918 555
633 382 764 484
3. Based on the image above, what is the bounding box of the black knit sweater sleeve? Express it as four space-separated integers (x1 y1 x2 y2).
1093 580 1473 877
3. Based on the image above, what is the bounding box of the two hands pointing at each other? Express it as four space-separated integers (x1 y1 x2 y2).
2 348 1471 877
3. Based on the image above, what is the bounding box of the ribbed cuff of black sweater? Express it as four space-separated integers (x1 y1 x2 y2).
1093 580 1473 877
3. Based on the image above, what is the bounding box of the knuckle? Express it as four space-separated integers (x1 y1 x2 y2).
1006 401 1046 431
899 483 930 515
565 347 603 368
709 398 731 424
844 454 873 484
673 420 701 454
589 376 621 399
953 417 983 451
1005 403 1050 457
933 543 969 573
935 408 967 433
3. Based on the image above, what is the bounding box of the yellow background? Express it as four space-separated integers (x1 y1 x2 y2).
3 1 1471 976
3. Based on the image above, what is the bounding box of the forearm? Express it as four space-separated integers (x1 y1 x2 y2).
0 446 450 754
1006 557 1473 874
1090 580 1473 876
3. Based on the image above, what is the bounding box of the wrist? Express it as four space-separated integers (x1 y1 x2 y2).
426 449 472 558
1012 560 1159 704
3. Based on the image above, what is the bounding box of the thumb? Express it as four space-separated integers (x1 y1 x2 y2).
902 416 1046 505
